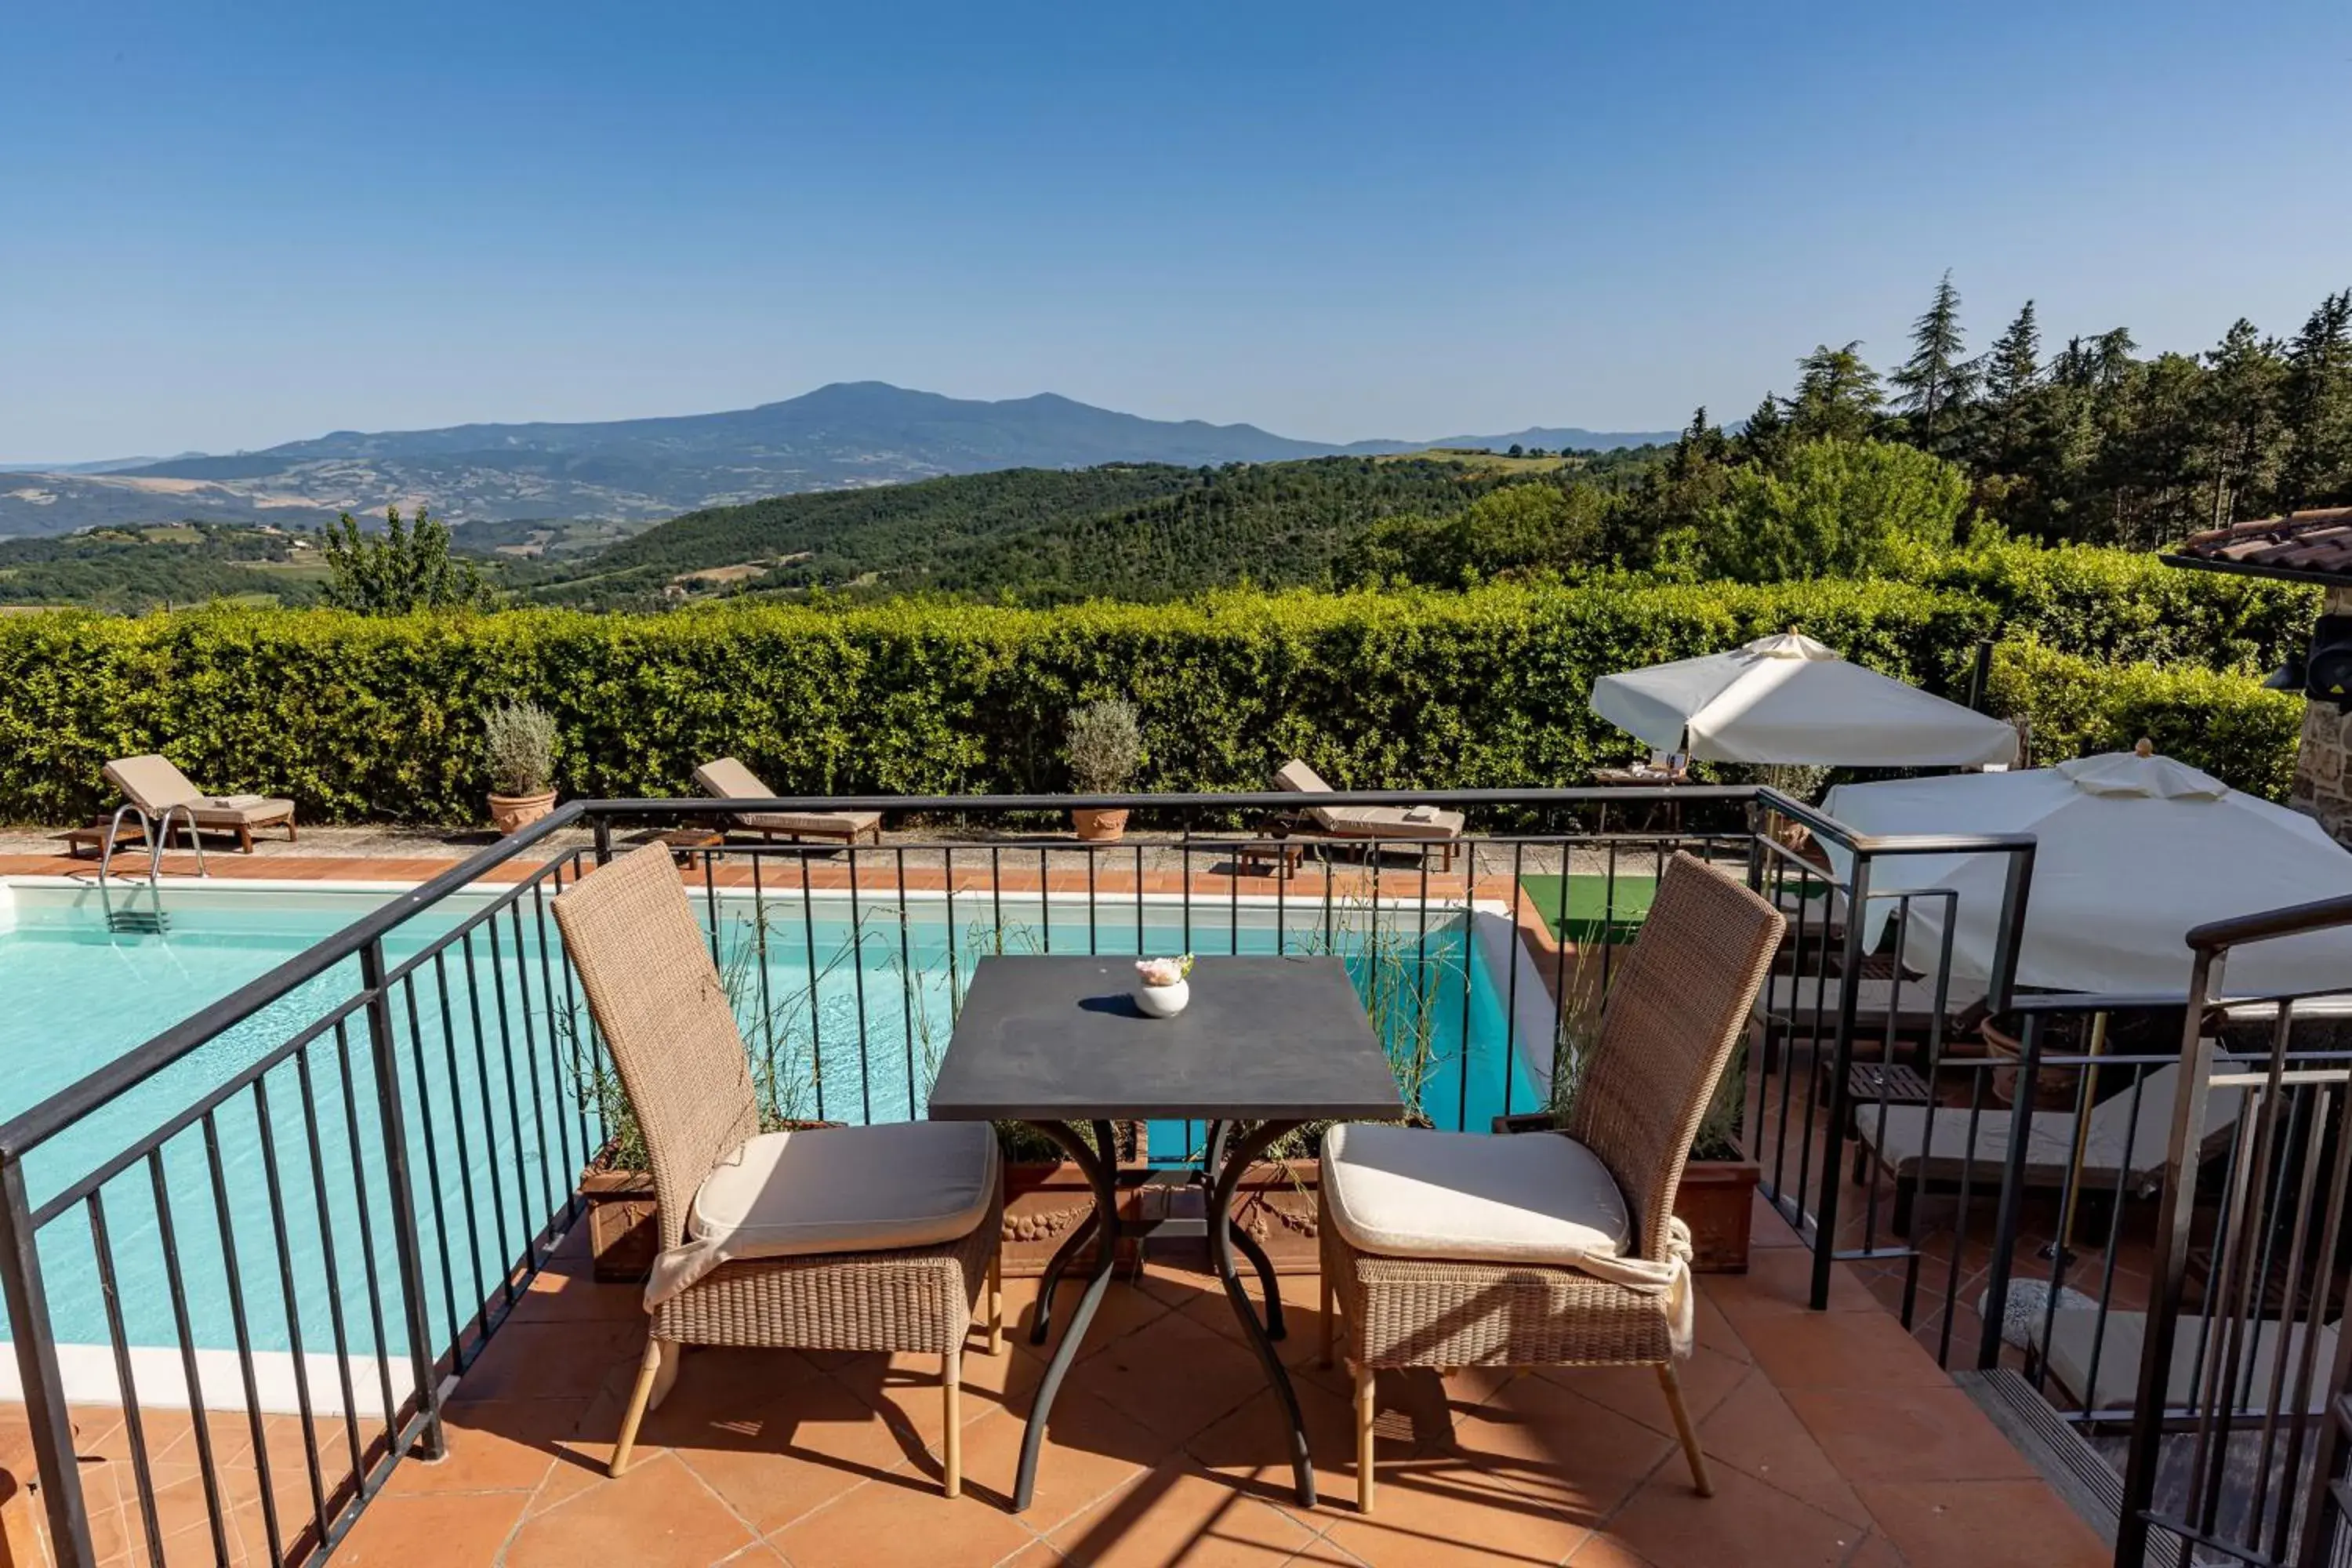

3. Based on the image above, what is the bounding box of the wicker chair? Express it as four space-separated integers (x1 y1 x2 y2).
551 844 1004 1497
1318 851 1784 1511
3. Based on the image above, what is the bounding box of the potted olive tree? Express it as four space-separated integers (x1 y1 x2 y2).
1066 698 1143 842
484 700 560 834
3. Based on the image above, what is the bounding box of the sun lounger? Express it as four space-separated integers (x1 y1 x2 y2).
1853 1063 2245 1231
103 754 296 854
2029 1306 2339 1415
1268 759 1465 871
692 757 884 846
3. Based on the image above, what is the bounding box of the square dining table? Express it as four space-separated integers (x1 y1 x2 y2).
927 953 1403 1512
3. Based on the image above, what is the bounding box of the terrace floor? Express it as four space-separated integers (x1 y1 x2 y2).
12 1197 2110 1568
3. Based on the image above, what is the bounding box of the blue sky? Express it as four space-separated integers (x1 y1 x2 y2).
4 1 2349 460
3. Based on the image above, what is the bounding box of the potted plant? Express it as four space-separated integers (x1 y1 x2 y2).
1065 698 1143 842
484 700 559 834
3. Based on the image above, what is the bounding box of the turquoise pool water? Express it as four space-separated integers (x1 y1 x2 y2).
0 881 1543 1378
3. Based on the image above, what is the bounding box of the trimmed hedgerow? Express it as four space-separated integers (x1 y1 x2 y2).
0 567 2309 826
1897 539 2319 675
0 581 1994 825
1987 637 2304 800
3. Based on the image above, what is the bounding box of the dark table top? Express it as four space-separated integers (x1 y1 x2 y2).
927 954 1405 1123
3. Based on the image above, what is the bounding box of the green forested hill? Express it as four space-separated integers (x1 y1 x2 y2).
526 455 1621 608
0 524 332 612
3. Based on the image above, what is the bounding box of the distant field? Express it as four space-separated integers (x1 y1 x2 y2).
1372 448 1571 474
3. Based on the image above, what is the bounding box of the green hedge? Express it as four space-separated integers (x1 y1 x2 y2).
0 581 1996 825
1898 539 2318 675
1987 638 2305 800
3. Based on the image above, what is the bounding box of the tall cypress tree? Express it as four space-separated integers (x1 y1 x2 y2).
1890 271 1981 452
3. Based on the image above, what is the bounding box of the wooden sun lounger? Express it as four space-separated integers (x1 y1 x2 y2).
692 758 884 846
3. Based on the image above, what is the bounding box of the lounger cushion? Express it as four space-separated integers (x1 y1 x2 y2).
731 809 884 837
1272 759 1333 795
190 796 295 826
1856 1065 2242 1192
103 754 203 813
1320 1122 1632 1265
2035 1308 2339 1414
1309 804 1466 840
686 1120 1000 1262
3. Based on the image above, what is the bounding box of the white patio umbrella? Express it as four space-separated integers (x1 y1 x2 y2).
1822 749 2352 998
1588 633 2020 768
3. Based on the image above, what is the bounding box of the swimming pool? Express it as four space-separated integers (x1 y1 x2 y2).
0 876 1553 1409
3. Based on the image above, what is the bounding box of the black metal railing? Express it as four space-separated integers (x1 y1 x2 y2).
0 784 2042 1565
2111 898 2352 1568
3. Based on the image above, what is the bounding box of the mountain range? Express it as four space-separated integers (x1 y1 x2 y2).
0 383 1676 538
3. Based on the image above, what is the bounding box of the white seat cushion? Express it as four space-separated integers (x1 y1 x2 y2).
686 1120 999 1261
1319 1122 1632 1265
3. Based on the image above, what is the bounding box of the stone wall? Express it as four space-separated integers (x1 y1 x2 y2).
2289 587 2352 845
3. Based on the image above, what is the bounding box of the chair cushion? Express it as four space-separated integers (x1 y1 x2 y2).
734 809 883 837
687 1120 1000 1261
1320 1122 1632 1265
1309 804 1465 840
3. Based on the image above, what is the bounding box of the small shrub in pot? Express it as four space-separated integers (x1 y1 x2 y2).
1066 698 1143 842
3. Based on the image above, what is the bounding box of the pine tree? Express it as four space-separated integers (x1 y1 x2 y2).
1737 391 1788 468
1889 271 1981 452
2193 318 2285 527
1782 343 1883 443
2281 289 2352 510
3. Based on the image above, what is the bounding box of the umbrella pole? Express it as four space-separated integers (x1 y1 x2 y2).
2044 1010 2107 1267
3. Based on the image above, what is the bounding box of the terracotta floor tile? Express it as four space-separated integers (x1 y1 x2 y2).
382 1399 586 1496
1839 1531 1907 1567
448 1319 643 1403
1439 1372 1675 1523
953 1392 1166 1529
1048 1457 1320 1567
1530 1345 1747 1440
1737 1311 1958 1392
1320 1459 1593 1568
328 1488 530 1566
1703 1247 1882 1327
1602 1462 1864 1568
1029 1275 1181 1354
1058 1310 1273 1446
765 1468 1040 1568
1852 1480 2107 1568
653 1366 931 1535
1686 1371 1867 1526
1181 1367 1408 1528
1782 1386 2036 1486
1563 1537 1661 1567
504 1449 759 1567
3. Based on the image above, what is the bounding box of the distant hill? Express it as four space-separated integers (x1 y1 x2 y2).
0 383 1675 538
524 456 1584 609
0 523 332 612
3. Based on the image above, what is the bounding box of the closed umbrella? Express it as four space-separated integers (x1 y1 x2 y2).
1822 749 2352 998
1588 633 2020 768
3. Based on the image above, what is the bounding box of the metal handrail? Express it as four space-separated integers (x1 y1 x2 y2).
3 782 2033 1162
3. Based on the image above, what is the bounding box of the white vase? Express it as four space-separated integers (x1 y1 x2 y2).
1135 979 1189 1018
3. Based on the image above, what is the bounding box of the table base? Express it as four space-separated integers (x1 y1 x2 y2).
1013 1117 1312 1512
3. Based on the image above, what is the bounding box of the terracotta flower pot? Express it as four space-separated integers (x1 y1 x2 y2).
488 788 558 835
1071 807 1131 843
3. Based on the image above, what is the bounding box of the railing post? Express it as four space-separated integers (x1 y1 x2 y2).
361 937 448 1461
0 1157 95 1566
1976 1012 2043 1370
592 813 613 867
2116 951 2227 1568
1808 851 1871 1311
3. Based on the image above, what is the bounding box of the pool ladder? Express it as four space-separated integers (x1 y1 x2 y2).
95 801 205 931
